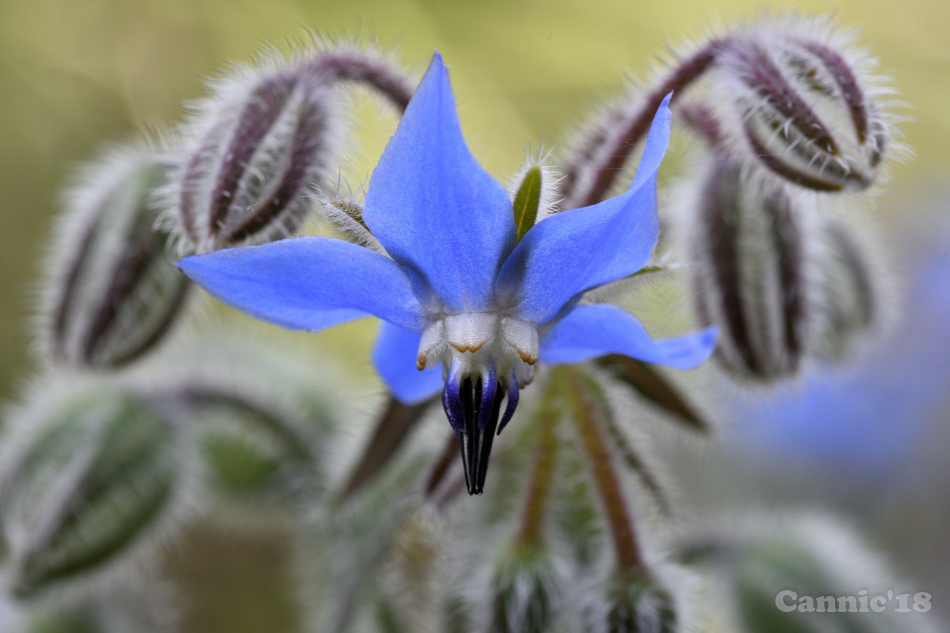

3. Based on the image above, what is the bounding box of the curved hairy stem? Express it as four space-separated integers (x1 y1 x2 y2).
561 367 643 574
515 392 562 548
560 38 730 208
308 49 415 112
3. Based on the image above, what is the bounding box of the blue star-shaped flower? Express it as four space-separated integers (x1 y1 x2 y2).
178 53 716 494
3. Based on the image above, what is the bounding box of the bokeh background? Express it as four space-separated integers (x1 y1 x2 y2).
1 0 948 631
2 0 949 394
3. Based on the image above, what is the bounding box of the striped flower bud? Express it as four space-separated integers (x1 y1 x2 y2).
172 56 341 251
39 146 189 369
686 158 811 381
489 546 560 633
810 215 886 361
713 17 900 192
580 573 679 633
0 385 183 599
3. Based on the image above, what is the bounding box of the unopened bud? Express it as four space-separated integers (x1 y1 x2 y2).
39 147 189 369
489 546 560 633
173 57 340 251
0 385 182 599
810 214 886 361
581 572 679 633
686 158 811 380
714 18 898 192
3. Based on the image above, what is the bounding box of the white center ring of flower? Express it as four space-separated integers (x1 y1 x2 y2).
417 313 539 386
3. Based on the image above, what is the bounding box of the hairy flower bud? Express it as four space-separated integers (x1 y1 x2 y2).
685 158 811 380
712 18 899 192
0 385 183 599
39 147 189 369
172 56 341 251
810 215 886 361
580 573 679 633
489 546 560 633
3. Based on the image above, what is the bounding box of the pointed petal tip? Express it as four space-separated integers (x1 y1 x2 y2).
174 254 193 272
424 51 447 81
175 253 208 281
362 45 514 312
624 91 673 194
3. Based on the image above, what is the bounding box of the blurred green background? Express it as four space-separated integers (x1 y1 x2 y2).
1 0 949 396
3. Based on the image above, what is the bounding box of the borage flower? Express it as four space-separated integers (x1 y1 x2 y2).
178 54 716 494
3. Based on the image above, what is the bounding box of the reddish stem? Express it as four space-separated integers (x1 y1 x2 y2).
308 50 415 112
561 38 730 208
515 401 560 548
564 368 643 573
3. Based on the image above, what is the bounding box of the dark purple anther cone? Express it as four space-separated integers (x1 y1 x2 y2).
442 368 512 495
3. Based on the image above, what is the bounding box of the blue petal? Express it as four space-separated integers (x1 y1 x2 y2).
373 322 443 404
497 95 672 325
178 237 423 332
362 53 516 312
540 304 717 370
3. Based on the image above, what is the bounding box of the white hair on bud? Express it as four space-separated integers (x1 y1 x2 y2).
672 153 822 381
707 13 911 195
0 373 199 606
34 143 151 364
159 39 350 253
32 139 189 370
806 203 896 363
310 176 386 254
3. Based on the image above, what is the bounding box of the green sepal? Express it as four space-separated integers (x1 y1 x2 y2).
513 166 542 241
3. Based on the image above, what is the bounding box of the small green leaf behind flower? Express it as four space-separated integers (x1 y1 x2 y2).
512 166 543 241
185 388 319 510
508 150 561 241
